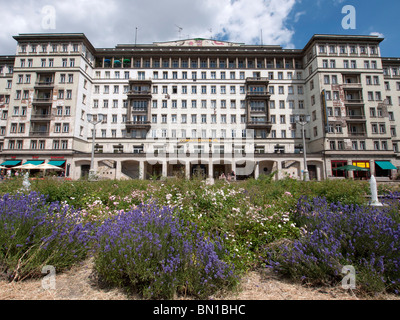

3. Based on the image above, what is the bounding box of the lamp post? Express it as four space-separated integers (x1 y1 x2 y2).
295 115 311 181
87 113 104 181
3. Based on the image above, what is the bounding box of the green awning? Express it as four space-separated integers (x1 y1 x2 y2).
1 160 21 166
375 161 397 170
48 161 66 167
24 160 44 165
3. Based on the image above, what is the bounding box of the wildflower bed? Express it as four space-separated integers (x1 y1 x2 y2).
1 177 399 299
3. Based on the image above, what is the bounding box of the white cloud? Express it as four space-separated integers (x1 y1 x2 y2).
294 11 306 23
0 0 298 54
370 32 385 39
209 0 297 47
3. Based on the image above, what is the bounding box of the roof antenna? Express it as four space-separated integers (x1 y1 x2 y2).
135 27 138 46
260 29 263 46
175 25 183 40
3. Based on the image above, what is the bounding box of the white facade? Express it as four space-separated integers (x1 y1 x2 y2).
0 33 399 181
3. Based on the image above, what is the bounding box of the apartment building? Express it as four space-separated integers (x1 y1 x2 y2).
0 33 399 180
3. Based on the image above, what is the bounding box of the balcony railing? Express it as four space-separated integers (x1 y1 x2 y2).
348 131 367 137
33 97 52 104
346 114 366 121
246 121 271 129
247 91 269 96
131 107 148 112
29 130 49 136
128 90 152 95
31 113 53 120
35 81 54 87
125 121 151 130
344 99 364 104
250 108 266 113
342 83 362 89
246 77 269 82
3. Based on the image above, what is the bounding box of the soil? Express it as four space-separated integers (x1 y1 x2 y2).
0 258 399 301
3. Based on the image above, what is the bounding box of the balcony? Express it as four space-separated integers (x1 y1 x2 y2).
346 114 366 122
31 113 53 121
34 81 54 89
125 121 151 130
127 90 152 98
250 107 267 114
246 77 269 83
348 131 367 137
246 90 270 99
29 130 49 136
246 120 272 129
344 99 364 105
33 97 53 105
131 107 148 114
342 83 362 89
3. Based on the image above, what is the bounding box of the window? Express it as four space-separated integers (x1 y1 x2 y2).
10 123 17 133
63 123 70 133
30 140 37 150
53 140 60 150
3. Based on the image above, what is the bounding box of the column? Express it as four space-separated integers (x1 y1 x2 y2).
115 161 122 180
231 161 236 177
139 161 145 180
162 161 168 179
276 160 283 180
254 161 260 180
208 162 213 179
185 162 191 179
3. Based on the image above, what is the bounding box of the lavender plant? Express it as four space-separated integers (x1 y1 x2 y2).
264 196 400 295
93 202 238 299
0 192 94 281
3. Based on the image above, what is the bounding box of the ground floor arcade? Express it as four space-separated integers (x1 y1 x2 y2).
1 154 398 181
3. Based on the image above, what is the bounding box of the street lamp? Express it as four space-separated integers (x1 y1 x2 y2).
87 113 104 181
295 115 311 181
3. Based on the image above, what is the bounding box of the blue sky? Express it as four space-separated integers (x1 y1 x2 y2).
286 0 400 57
0 0 398 57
